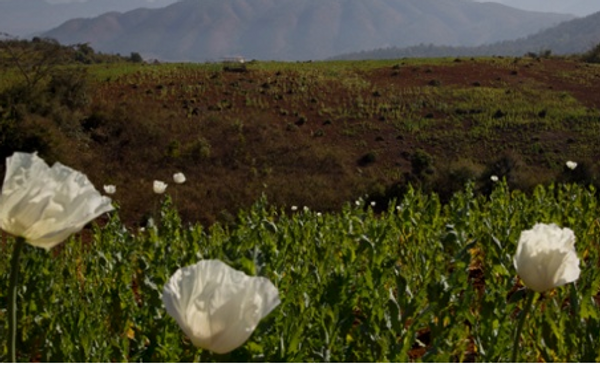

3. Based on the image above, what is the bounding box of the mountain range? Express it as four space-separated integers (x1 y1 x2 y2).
0 0 178 37
330 10 600 60
39 0 573 61
473 0 600 17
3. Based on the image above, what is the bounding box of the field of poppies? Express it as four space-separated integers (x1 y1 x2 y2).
2 173 600 361
1 40 600 361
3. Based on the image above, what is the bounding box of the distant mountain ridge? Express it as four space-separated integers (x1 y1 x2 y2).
474 0 600 17
330 11 600 60
0 0 178 37
40 0 573 61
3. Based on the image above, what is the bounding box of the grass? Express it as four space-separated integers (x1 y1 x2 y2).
1 182 600 362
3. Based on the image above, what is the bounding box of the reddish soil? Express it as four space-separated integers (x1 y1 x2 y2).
14 57 600 227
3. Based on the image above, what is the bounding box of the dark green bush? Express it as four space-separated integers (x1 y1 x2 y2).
47 67 89 110
129 52 144 63
186 137 212 162
411 149 434 177
582 43 600 64
435 159 484 202
358 151 377 166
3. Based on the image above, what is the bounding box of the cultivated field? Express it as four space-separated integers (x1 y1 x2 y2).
2 182 600 362
1 42 600 361
3 53 599 226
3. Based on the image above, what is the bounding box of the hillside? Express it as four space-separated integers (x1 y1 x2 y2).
332 11 600 60
474 0 600 17
41 0 572 61
2 42 600 226
0 0 178 37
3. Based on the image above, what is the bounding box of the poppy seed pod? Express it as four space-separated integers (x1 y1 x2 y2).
162 260 280 354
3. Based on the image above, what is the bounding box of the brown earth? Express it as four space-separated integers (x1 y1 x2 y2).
8 57 600 227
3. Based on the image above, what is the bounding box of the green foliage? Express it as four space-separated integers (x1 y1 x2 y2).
582 42 600 64
0 38 138 69
47 67 90 110
186 137 212 161
436 158 485 201
129 52 144 64
2 183 600 362
410 149 434 177
0 38 118 160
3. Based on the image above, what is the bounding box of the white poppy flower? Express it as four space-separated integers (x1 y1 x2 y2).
291 206 298 211
162 260 280 354
146 217 155 228
513 223 580 292
153 180 167 194
0 152 114 250
490 175 499 182
566 161 578 170
173 172 186 184
103 185 116 195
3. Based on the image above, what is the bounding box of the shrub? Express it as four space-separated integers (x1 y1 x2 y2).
166 140 181 158
0 113 52 160
186 137 212 162
525 49 552 59
582 43 600 64
557 161 598 187
129 52 144 63
410 149 434 177
47 67 89 110
480 151 525 194
435 159 484 202
358 151 377 166
485 152 521 179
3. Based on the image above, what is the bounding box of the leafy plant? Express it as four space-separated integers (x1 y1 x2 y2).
2 182 599 362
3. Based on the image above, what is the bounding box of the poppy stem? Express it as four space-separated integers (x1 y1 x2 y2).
511 290 537 362
8 237 26 363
